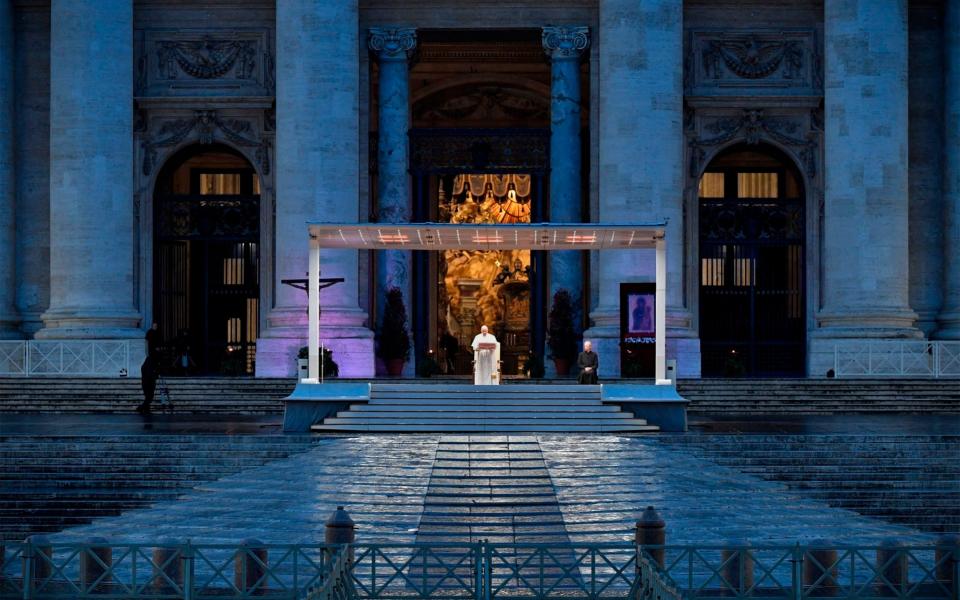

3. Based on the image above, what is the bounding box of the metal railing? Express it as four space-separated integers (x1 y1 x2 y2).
833 341 960 378
0 340 138 377
1 541 957 600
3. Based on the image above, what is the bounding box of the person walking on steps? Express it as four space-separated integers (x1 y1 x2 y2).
137 323 161 414
137 353 158 414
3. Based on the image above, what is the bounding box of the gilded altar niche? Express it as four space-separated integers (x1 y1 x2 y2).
439 174 531 373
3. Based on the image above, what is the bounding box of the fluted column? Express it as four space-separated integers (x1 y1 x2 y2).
812 0 920 371
542 26 589 347
37 0 141 341
256 0 374 377
585 0 694 377
937 0 960 339
369 28 416 374
0 0 19 338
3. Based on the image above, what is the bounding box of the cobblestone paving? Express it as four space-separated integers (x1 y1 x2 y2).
539 435 935 546
52 436 436 544
51 434 936 546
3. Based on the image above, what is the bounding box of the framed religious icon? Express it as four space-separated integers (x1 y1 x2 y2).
620 283 655 378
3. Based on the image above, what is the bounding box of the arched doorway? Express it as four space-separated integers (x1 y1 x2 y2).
698 144 806 377
395 29 562 377
153 144 261 375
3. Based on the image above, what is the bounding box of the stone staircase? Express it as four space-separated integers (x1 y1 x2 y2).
657 434 960 534
0 377 294 414
312 384 659 432
678 379 960 415
1 377 958 416
0 434 318 541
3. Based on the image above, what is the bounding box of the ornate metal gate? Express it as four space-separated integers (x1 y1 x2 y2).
154 168 260 375
699 170 805 377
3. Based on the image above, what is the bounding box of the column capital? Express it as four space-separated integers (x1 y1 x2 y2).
368 28 417 61
542 26 590 60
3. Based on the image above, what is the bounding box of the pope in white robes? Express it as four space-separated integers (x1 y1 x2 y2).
471 325 500 385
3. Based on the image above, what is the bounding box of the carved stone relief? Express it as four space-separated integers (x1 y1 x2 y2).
137 109 273 178
136 29 274 97
686 108 821 180
686 30 822 96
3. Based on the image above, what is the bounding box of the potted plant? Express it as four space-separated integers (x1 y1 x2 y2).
523 353 545 379
416 350 441 378
297 346 340 379
376 287 411 376
547 289 578 376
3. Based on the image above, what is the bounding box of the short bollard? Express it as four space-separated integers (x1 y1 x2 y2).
803 541 839 597
326 506 357 566
326 506 357 544
876 539 908 596
636 506 666 568
235 538 268 596
935 534 959 593
152 540 184 592
23 535 52 591
721 542 754 595
80 536 112 593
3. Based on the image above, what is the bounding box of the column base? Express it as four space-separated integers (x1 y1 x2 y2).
809 311 924 376
933 308 960 340
257 306 374 377
36 307 142 340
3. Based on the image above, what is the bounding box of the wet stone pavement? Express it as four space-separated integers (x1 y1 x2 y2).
48 433 941 547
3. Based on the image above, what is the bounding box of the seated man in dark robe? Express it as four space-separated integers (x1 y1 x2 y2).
577 340 599 384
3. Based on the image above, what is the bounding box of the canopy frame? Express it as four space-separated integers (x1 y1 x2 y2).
306 222 670 384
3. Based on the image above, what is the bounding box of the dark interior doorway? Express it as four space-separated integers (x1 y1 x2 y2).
153 144 260 375
698 144 806 377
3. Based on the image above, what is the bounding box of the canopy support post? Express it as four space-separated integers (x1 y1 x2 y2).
308 237 320 381
655 235 668 384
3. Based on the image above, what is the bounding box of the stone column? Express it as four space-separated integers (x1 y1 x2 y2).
37 1 141 343
256 0 374 377
542 26 589 341
0 0 19 338
937 0 960 339
369 28 416 374
812 0 920 371
584 0 696 377
908 4 945 336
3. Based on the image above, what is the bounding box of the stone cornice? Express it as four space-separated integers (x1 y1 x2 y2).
685 95 822 109
135 96 275 110
541 25 590 60
368 27 417 61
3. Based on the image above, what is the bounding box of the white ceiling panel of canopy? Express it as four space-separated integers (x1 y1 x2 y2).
307 223 666 251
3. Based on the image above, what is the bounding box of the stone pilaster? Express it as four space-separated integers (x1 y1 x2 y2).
0 0 19 338
369 27 416 375
811 0 920 372
585 0 697 377
37 0 141 341
256 0 374 377
936 0 960 339
542 26 589 346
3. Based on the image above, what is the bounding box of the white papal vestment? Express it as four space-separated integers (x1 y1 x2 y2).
471 333 500 385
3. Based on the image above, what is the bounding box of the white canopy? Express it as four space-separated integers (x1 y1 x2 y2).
305 222 670 384
308 222 666 251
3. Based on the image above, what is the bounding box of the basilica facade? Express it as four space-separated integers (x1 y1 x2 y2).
0 0 956 379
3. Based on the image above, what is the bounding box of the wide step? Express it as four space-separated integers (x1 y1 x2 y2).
312 384 658 432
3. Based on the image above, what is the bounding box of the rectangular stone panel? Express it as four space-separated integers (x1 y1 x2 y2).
686 29 821 96
136 28 274 97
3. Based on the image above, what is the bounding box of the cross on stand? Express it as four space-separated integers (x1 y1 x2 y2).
281 277 344 382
